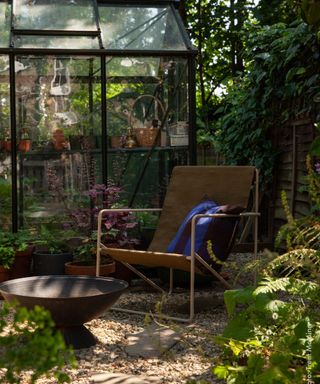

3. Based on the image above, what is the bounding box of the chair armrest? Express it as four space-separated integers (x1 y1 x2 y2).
189 211 260 285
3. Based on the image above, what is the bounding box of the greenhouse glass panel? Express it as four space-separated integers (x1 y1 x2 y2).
99 5 186 50
0 1 11 48
0 55 11 230
14 35 100 49
106 56 189 207
15 55 102 231
13 0 97 31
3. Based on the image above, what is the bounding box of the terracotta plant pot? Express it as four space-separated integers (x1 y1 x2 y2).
9 245 34 279
0 266 9 283
18 139 32 152
0 266 9 299
4 140 11 152
65 260 116 277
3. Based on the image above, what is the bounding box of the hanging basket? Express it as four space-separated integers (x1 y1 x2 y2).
129 95 165 147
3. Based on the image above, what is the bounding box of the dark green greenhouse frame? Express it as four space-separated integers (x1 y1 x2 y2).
0 0 197 232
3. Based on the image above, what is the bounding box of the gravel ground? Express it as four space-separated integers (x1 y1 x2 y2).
3 253 254 384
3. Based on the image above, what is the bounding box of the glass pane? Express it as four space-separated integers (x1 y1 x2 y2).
99 5 186 50
0 2 11 48
13 0 97 31
15 55 102 232
106 56 189 207
14 35 100 49
0 55 11 230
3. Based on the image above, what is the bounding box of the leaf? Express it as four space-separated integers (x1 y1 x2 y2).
285 67 306 82
293 318 309 339
222 313 253 341
224 287 255 316
229 340 244 356
309 136 320 156
213 365 230 379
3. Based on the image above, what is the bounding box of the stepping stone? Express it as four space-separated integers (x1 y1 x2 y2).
125 323 183 358
90 372 161 383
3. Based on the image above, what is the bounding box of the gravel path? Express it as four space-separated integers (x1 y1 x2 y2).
5 253 254 384
61 288 228 384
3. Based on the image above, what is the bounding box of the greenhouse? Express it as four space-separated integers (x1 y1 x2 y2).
0 0 197 231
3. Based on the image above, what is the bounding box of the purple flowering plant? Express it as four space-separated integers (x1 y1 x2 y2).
68 181 139 250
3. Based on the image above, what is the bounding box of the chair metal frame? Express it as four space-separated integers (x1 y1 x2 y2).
96 168 260 323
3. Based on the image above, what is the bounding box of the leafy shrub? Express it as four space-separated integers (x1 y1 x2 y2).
0 302 76 383
212 154 320 383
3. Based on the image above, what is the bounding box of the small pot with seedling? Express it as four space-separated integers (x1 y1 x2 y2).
65 236 115 276
32 226 75 275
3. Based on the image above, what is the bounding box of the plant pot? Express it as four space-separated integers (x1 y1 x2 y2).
18 139 32 152
33 251 73 275
0 266 9 299
65 260 116 277
110 136 125 148
4 140 11 152
0 265 9 283
9 245 34 279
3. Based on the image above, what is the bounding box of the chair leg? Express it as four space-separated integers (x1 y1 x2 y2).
169 268 174 294
194 253 232 289
121 262 165 293
111 263 194 322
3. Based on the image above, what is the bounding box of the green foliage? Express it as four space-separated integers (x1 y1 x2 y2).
0 302 76 383
276 156 320 251
214 277 320 383
214 20 320 186
213 159 320 383
0 230 35 269
34 226 76 254
0 245 14 269
254 0 301 25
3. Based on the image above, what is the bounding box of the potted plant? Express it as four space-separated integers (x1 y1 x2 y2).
32 226 74 275
7 230 34 279
67 182 139 281
0 241 14 283
18 129 32 152
0 230 34 281
65 235 115 276
136 211 159 250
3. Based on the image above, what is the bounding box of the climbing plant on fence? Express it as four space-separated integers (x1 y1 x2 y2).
214 20 320 187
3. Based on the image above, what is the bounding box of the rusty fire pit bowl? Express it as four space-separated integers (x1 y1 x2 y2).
0 275 128 349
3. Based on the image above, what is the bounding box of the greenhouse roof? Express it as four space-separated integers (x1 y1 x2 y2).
0 0 195 54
